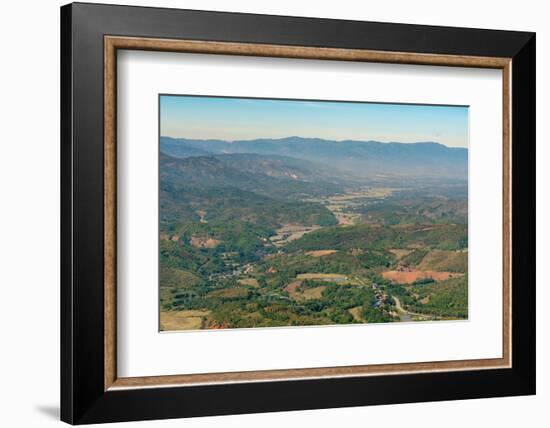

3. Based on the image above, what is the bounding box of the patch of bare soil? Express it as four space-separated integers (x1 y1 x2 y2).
190 235 222 249
160 310 210 331
305 250 338 257
269 224 321 247
238 278 259 287
284 280 302 296
349 306 363 321
382 270 464 285
296 273 349 283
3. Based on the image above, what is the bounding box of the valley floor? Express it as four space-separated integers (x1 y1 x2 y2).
160 185 468 331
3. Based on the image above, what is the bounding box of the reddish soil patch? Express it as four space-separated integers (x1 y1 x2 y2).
382 270 463 284
209 321 230 329
284 280 302 295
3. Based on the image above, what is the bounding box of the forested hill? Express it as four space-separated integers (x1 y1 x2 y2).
159 152 338 230
159 151 345 200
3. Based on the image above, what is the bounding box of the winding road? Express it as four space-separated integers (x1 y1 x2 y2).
392 296 412 322
392 295 434 322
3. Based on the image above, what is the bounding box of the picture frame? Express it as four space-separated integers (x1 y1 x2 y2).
61 2 535 424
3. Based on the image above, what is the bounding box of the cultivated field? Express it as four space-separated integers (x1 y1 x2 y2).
160 310 210 331
270 224 321 247
382 270 463 284
238 278 259 287
305 250 338 257
297 273 349 282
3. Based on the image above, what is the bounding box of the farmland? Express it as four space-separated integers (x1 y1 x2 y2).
159 136 468 330
381 270 464 284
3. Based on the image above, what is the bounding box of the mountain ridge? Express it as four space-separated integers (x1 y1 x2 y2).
163 135 465 150
161 136 468 180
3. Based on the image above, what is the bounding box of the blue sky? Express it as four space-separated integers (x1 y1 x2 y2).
160 95 469 148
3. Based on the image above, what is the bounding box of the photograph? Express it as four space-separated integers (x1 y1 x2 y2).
159 95 469 331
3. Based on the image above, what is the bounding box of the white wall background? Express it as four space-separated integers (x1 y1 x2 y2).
0 0 546 426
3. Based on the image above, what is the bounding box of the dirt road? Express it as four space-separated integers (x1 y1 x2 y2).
392 296 412 322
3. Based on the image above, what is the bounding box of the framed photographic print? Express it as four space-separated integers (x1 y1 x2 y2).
60 2 536 424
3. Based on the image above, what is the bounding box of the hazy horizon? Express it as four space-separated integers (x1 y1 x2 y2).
160 95 469 149
161 134 467 150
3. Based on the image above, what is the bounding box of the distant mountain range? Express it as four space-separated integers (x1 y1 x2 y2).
160 136 468 180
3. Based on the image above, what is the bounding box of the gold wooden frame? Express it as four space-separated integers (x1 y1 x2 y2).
104 36 512 391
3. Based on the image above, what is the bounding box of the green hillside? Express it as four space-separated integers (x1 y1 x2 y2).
161 184 337 231
284 223 468 253
160 152 344 200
